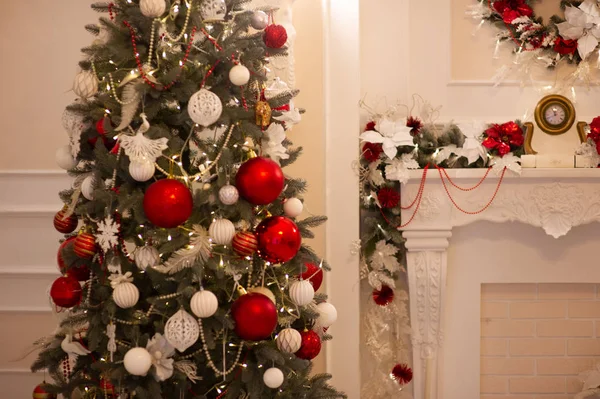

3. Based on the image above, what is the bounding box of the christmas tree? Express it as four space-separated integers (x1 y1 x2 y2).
32 1 345 398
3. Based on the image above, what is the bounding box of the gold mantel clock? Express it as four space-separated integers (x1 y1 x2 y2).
524 94 587 155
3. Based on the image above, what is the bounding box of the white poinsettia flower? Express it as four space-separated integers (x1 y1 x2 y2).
261 123 289 164
370 240 401 273
490 152 522 176
146 333 175 381
359 118 414 160
384 153 419 184
457 121 489 164
557 0 600 59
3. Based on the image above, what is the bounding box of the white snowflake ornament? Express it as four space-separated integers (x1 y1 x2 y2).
96 216 120 252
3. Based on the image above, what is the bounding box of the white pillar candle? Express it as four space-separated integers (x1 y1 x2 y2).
535 154 575 168
520 154 536 168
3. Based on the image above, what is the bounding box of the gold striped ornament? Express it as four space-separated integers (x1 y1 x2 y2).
232 231 258 257
74 231 97 259
33 383 57 399
53 208 78 234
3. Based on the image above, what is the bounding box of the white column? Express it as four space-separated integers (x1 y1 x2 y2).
404 230 452 399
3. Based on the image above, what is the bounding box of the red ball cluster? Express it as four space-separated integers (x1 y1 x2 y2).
391 363 413 385
362 143 383 163
263 24 288 49
377 187 400 209
372 285 395 306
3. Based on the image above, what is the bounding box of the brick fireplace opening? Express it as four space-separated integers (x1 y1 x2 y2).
480 283 600 397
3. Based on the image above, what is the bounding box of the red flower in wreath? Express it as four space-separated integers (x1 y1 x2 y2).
407 116 423 136
391 364 413 385
554 37 578 55
365 121 376 132
493 0 533 24
377 187 400 209
482 121 524 157
362 142 383 162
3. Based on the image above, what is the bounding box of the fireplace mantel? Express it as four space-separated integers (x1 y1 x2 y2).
400 168 600 399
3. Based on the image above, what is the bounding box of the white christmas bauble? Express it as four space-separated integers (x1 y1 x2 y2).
124 347 153 376
139 0 166 17
200 0 226 21
209 218 236 245
276 328 302 354
56 145 77 170
229 64 250 86
289 280 315 306
317 302 338 328
81 175 98 200
218 184 239 205
73 70 98 99
113 282 140 309
283 198 303 218
187 89 223 127
249 286 276 304
134 245 160 270
251 10 269 30
165 308 200 352
129 158 155 182
190 289 219 318
263 367 285 389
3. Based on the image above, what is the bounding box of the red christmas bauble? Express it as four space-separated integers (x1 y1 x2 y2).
296 329 321 360
235 157 284 205
373 285 394 306
50 276 82 308
143 179 193 228
231 293 278 341
66 263 91 282
74 232 97 259
96 118 107 135
263 24 288 49
299 262 323 291
33 383 57 399
53 209 78 234
57 237 76 273
232 231 258 257
256 216 301 263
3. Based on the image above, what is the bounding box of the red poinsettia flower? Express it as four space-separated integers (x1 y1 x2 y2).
554 37 578 55
406 116 423 136
362 142 383 162
482 121 524 157
493 0 533 24
588 117 600 144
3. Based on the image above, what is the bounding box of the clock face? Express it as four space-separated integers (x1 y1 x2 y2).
544 104 567 126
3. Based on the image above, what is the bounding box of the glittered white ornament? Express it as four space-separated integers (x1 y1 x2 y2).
81 175 102 200
316 302 338 327
139 0 166 17
276 328 302 354
263 367 285 389
56 145 77 170
249 286 276 304
164 308 200 352
229 64 250 86
208 218 236 245
251 10 269 30
129 158 155 182
187 89 223 127
124 347 153 376
283 198 303 218
135 245 160 270
218 185 239 205
199 0 226 21
190 289 218 318
289 280 315 306
73 70 98 99
113 282 140 309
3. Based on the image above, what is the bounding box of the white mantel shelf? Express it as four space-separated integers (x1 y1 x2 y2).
400 168 600 399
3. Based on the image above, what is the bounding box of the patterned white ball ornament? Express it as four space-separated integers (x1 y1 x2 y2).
81 175 100 200
289 280 315 306
251 10 269 30
283 198 303 218
164 308 200 352
129 158 155 182
229 64 250 86
113 282 140 309
124 347 152 376
209 218 236 245
218 184 239 205
276 328 302 354
200 0 226 21
187 89 223 127
190 289 218 318
316 302 338 327
249 286 276 304
139 0 166 17
134 245 160 270
73 70 98 99
56 145 77 170
263 367 285 389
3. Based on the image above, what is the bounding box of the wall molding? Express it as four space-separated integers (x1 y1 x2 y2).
0 368 42 375
0 266 58 277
